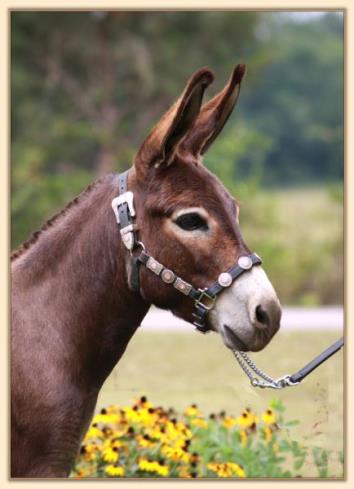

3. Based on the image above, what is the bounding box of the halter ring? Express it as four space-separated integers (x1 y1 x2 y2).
129 240 146 256
195 289 216 312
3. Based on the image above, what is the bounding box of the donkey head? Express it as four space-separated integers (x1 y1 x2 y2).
128 65 281 352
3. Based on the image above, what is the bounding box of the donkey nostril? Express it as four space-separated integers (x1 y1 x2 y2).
255 305 270 327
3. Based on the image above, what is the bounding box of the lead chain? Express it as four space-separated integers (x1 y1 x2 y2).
233 350 296 389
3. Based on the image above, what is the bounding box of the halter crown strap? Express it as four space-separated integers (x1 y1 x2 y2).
112 170 262 333
111 171 138 251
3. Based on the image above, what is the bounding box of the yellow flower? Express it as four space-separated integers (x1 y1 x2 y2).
102 438 123 451
123 406 140 423
138 407 157 426
138 459 169 477
84 425 104 440
155 463 169 477
235 409 258 429
102 446 119 463
207 462 246 478
263 426 273 443
162 445 191 463
146 426 167 442
136 395 153 409
191 418 208 428
105 464 125 477
80 442 99 462
184 404 201 417
207 462 229 477
229 462 246 478
111 439 123 449
112 427 128 438
92 412 121 424
137 434 157 448
262 408 276 425
223 416 238 428
240 429 248 447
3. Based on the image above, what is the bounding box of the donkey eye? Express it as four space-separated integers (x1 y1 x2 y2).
174 213 209 231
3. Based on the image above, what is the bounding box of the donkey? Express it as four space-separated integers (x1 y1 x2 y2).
11 64 281 477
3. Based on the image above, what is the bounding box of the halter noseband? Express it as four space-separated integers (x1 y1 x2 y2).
112 170 262 333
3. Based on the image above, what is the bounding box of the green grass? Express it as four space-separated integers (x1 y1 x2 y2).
96 328 343 476
239 186 343 305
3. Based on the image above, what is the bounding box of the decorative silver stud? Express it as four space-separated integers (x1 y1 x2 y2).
218 272 233 288
174 277 192 296
161 269 175 284
146 257 163 275
238 256 253 270
121 232 134 251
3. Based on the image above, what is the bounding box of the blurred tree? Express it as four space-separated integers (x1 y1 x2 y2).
239 12 343 186
11 11 263 247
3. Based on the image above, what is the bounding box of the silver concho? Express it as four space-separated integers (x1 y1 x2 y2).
146 257 163 275
217 272 233 288
238 255 253 270
174 277 192 295
121 232 134 251
161 269 176 284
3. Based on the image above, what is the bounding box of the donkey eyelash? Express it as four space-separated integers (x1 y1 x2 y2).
174 213 209 232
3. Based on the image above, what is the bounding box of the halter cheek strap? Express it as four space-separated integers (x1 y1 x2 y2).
111 170 262 333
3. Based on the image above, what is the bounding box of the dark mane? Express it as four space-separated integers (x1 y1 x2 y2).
11 174 115 262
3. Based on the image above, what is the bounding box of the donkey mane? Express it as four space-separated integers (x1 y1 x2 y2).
11 173 116 262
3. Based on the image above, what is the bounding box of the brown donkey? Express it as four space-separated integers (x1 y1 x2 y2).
11 65 281 477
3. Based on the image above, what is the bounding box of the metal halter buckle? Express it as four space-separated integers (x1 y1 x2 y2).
111 191 136 224
195 289 216 311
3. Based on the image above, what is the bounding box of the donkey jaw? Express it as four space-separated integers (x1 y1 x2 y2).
219 324 249 352
208 266 282 352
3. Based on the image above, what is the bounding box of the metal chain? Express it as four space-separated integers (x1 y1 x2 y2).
237 351 277 384
233 350 299 389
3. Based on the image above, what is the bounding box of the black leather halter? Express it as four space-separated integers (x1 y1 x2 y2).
112 170 262 333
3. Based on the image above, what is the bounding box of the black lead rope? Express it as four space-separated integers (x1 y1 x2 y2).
289 336 344 384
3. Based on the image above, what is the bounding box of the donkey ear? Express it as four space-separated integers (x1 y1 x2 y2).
180 64 246 157
134 68 214 173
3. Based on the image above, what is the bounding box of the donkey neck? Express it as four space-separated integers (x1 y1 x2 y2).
12 174 149 387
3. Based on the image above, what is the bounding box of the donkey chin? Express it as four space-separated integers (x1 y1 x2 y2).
208 266 282 352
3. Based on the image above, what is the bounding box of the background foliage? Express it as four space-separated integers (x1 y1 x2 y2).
11 11 343 305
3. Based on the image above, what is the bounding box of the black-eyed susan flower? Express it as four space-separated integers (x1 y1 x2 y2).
229 462 246 478
235 409 258 429
207 462 245 478
84 425 104 441
161 444 191 463
223 415 238 428
105 464 125 477
191 417 208 428
137 434 157 448
239 429 248 447
138 458 169 477
263 425 273 443
184 404 201 417
92 411 121 425
262 408 277 426
102 446 119 463
80 443 99 462
123 406 140 423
